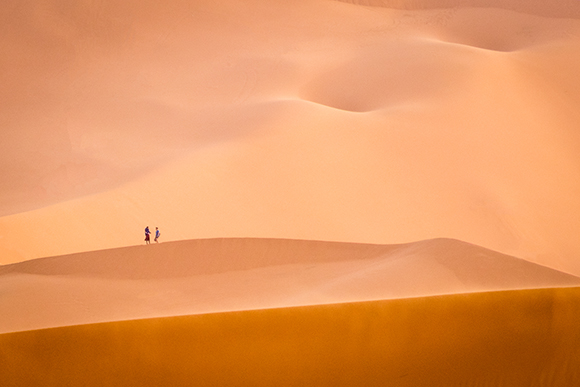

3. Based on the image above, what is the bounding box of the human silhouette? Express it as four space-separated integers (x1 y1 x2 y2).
145 226 151 244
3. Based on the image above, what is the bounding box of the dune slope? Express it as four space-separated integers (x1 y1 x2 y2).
1 237 579 333
2 287 580 386
0 0 579 276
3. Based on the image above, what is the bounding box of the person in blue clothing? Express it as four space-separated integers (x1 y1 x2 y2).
154 227 160 243
145 226 151 244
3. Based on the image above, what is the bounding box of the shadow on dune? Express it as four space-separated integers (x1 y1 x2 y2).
1 286 580 386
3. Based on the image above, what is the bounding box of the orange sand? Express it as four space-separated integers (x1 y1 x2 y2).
1 237 579 333
2 287 580 386
1 0 580 385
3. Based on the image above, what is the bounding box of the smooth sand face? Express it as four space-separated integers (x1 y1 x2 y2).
2 287 580 386
1 237 579 333
1 0 580 276
2 1 580 385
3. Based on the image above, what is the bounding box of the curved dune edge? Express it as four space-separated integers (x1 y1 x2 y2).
333 0 580 18
1 237 579 334
2 287 580 386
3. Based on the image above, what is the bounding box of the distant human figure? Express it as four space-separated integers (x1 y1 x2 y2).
154 227 160 243
145 226 151 244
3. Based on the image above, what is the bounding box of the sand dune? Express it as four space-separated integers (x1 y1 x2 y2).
1 0 580 276
2 286 580 386
337 0 580 18
2 1 580 384
1 237 578 333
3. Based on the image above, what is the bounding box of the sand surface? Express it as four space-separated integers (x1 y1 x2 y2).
2 237 579 333
2 287 580 386
2 0 580 385
1 0 580 275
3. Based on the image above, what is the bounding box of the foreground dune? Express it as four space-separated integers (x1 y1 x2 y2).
1 237 579 333
2 286 580 386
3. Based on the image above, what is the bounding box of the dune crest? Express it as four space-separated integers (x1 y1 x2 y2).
1 237 578 333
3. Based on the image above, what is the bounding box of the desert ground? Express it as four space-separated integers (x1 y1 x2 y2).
1 0 580 385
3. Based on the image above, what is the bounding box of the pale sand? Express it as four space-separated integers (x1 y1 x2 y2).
1 238 579 333
2 287 580 386
1 0 580 276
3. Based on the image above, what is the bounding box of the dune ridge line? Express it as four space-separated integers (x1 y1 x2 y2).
1 237 579 334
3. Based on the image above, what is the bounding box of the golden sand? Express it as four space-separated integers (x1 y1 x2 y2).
1 0 579 385
2 287 580 386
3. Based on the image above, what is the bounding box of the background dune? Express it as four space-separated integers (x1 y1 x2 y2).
337 0 580 18
2 287 580 386
1 237 579 333
1 0 580 277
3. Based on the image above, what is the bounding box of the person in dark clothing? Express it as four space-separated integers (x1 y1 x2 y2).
145 226 151 244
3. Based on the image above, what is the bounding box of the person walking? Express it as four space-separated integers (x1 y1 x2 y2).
154 227 160 243
145 226 151 244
